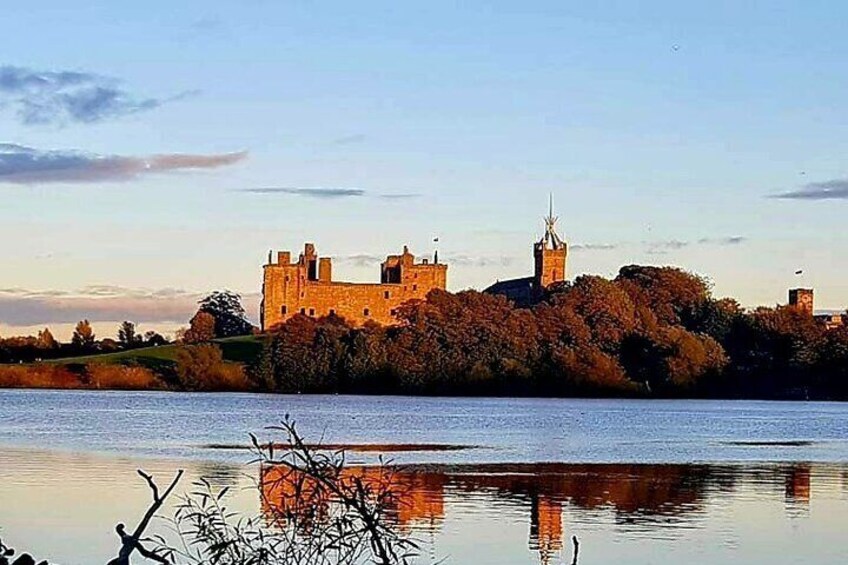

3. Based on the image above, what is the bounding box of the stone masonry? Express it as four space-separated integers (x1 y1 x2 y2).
261 243 447 330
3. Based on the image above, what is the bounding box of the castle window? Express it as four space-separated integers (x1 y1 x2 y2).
384 290 390 299
413 284 417 291
285 275 290 282
281 305 287 315
363 308 370 317
300 308 306 315
309 308 315 316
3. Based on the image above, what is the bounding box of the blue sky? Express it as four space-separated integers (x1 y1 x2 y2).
2 1 847 337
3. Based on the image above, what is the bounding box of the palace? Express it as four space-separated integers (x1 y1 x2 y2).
484 198 568 305
261 243 447 330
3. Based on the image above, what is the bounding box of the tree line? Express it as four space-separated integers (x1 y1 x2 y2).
249 265 848 399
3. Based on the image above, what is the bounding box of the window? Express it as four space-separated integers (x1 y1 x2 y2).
390 308 397 316
285 275 290 282
412 284 417 291
300 308 306 315
384 290 390 299
309 308 315 316
281 305 287 315
363 308 370 317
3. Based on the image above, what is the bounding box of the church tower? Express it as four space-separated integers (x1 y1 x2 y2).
533 195 568 296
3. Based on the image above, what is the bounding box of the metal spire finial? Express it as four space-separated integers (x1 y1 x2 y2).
541 193 564 250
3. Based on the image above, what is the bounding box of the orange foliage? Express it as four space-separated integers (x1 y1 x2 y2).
85 364 164 390
0 365 83 389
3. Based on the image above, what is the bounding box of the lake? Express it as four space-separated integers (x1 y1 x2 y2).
1 391 847 564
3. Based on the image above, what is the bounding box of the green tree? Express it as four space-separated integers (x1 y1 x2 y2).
117 320 138 348
198 290 254 337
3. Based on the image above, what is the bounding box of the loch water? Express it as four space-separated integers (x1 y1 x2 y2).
1 390 847 564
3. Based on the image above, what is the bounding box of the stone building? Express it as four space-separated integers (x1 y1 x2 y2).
261 243 447 330
788 288 814 315
788 287 845 329
485 199 568 305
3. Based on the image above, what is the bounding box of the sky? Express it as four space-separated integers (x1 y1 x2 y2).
2 1 848 339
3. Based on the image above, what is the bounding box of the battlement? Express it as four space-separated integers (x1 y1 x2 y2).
261 243 447 330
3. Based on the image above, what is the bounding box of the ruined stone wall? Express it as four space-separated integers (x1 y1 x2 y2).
262 245 447 330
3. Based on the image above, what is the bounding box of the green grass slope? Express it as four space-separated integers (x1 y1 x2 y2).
45 335 266 374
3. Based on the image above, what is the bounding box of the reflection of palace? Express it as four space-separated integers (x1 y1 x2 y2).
261 465 446 531
260 462 822 565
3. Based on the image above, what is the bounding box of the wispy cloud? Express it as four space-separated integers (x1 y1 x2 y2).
0 144 247 184
0 285 259 326
770 179 848 200
336 254 384 267
571 243 618 251
238 187 420 200
645 236 747 255
697 236 747 246
239 187 365 198
0 65 194 125
379 193 420 200
444 254 517 268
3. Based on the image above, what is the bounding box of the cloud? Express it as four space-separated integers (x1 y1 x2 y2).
0 144 247 184
697 236 747 246
0 286 259 326
336 254 384 267
379 193 420 200
0 65 194 125
571 243 618 251
645 236 747 255
239 187 365 198
444 254 517 268
770 179 848 200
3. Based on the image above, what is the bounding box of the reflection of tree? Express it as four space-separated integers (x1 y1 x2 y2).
261 461 828 565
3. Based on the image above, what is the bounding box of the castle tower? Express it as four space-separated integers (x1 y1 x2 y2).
789 288 814 315
533 195 568 297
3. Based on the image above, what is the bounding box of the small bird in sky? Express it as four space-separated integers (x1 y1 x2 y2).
433 237 439 242
795 270 804 275
672 44 680 52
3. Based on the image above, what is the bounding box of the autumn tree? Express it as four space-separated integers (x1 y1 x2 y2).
174 343 247 391
71 319 96 350
616 265 711 327
183 311 216 344
36 327 58 350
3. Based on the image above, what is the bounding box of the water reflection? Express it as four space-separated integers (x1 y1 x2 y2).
261 462 840 565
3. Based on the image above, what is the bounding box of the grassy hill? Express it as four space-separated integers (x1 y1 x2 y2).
45 335 266 372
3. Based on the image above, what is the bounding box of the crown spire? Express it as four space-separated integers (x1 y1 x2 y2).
541 193 564 250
